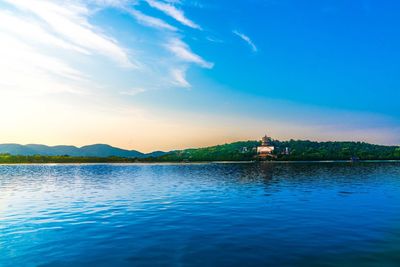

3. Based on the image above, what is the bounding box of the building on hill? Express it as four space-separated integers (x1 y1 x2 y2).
257 134 276 159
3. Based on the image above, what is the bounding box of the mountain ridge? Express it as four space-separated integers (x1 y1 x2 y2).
1 140 400 162
0 143 166 158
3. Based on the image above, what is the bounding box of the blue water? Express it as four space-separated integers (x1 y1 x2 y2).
1 162 400 267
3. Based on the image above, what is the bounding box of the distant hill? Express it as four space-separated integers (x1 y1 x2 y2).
275 140 400 161
1 140 400 163
152 140 400 162
0 144 165 158
152 141 260 162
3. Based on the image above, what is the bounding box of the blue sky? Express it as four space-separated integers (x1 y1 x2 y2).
0 0 399 151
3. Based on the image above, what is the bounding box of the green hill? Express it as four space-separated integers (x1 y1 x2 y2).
1 140 399 163
275 140 400 161
152 141 259 162
150 140 400 162
0 143 165 158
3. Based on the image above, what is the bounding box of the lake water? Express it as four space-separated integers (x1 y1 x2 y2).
1 162 400 267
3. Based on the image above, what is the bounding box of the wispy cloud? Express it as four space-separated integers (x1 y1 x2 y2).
0 0 212 99
166 38 213 68
0 33 86 95
145 0 201 30
233 30 257 52
171 67 191 88
4 0 136 68
119 87 147 96
206 36 224 43
0 0 139 99
0 10 89 54
128 9 177 31
91 0 133 8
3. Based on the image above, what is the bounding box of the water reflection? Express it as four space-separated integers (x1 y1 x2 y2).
1 162 400 266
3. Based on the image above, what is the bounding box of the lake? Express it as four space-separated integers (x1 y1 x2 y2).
1 162 400 266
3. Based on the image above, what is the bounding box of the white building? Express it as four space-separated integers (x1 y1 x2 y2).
257 134 275 158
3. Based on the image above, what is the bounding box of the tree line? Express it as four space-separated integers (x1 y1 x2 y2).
1 140 399 163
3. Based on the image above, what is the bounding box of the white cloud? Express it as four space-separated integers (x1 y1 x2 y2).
166 38 213 68
0 11 90 55
171 67 191 88
91 0 134 8
0 0 136 98
3 0 136 68
120 87 147 96
145 0 201 29
0 33 87 95
128 9 177 31
0 0 212 101
233 30 258 52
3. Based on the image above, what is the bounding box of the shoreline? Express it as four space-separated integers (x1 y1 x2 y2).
1 160 400 166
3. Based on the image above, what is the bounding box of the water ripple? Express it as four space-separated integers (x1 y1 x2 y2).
1 162 400 266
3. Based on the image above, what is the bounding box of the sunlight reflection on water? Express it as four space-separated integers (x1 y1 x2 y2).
1 162 400 266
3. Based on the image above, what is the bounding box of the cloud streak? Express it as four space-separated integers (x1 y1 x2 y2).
128 9 178 31
119 87 147 96
233 30 257 52
171 67 191 88
4 0 136 68
0 11 89 55
0 0 213 98
165 38 213 68
145 0 201 29
0 33 86 95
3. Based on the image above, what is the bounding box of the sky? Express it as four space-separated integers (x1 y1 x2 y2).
0 0 399 152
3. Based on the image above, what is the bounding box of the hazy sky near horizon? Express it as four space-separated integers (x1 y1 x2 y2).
0 0 399 152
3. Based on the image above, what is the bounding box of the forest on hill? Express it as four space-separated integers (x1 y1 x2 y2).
147 140 400 162
1 140 399 163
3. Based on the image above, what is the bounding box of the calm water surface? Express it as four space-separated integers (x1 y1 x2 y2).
1 162 400 266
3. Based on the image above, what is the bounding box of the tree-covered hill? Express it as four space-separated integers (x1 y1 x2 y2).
0 154 139 164
151 141 260 162
1 140 399 163
0 144 165 158
273 140 400 161
151 140 400 162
